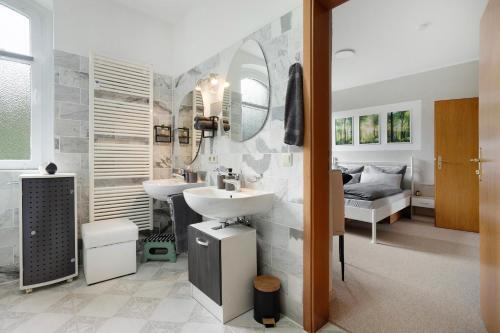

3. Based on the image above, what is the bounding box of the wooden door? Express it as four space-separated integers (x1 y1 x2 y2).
479 0 500 331
435 98 479 232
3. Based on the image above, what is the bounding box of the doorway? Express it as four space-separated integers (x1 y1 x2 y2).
304 1 488 331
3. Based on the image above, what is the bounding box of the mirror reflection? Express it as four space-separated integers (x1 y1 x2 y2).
225 39 270 141
177 90 204 165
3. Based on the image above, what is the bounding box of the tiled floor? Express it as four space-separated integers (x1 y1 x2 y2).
0 254 344 333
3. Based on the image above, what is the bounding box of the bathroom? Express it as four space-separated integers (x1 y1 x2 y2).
0 0 318 332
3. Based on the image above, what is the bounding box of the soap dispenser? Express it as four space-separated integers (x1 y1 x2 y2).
225 168 235 191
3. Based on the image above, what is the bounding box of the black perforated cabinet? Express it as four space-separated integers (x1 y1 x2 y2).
21 176 77 288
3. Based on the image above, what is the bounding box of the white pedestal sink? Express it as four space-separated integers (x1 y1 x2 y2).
183 186 274 219
143 179 205 201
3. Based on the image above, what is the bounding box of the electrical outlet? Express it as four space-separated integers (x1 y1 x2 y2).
280 153 293 167
208 154 218 164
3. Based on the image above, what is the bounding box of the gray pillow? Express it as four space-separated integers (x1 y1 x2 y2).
364 165 407 188
339 165 364 175
346 172 361 184
360 172 402 188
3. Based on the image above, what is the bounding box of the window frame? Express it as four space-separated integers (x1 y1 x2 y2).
240 77 269 111
0 0 53 170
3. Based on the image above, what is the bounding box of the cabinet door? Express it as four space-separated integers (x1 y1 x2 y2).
188 227 221 305
22 177 76 286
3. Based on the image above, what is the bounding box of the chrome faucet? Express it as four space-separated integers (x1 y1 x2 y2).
172 168 185 181
223 176 241 192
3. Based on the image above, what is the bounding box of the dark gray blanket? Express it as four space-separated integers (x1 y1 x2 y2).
344 183 402 201
284 63 304 146
167 194 202 253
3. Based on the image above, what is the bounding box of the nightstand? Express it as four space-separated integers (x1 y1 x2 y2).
412 196 435 209
411 196 435 221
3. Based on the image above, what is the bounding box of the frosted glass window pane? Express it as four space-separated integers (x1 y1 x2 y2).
0 4 30 55
0 59 31 160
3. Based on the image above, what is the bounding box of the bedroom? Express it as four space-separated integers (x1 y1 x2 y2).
328 0 487 332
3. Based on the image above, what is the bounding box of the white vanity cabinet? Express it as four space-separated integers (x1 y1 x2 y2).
188 220 257 323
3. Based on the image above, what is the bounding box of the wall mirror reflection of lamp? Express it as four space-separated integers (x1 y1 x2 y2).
196 73 227 118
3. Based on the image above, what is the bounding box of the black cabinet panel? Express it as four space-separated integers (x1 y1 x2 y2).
22 177 76 286
188 226 221 305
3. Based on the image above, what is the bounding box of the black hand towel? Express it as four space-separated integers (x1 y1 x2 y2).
284 62 304 146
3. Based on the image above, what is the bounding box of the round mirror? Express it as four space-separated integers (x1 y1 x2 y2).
224 39 270 141
177 90 204 165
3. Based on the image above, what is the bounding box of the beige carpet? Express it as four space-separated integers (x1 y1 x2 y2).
330 218 487 333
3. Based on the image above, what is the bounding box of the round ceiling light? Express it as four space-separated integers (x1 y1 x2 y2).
335 49 356 59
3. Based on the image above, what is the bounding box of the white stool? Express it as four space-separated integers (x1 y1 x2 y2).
82 218 138 284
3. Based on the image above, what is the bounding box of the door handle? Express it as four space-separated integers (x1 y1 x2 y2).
474 148 484 182
437 155 443 170
195 237 209 247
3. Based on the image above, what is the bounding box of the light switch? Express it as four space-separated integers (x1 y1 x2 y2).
280 153 293 167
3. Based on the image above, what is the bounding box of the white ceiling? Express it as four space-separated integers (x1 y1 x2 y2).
109 0 199 24
332 0 488 91
104 0 487 88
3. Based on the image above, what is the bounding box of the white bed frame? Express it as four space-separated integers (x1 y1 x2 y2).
339 159 413 244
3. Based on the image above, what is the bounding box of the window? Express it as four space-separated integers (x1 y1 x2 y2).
0 0 52 169
240 78 269 139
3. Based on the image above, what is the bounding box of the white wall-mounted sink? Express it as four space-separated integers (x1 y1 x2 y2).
183 186 274 219
143 179 205 201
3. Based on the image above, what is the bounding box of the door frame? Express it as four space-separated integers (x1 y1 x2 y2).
302 1 348 332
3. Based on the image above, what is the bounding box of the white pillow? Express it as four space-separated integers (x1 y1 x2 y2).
360 171 402 188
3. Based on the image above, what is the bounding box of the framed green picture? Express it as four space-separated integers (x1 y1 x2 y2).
335 117 353 145
387 110 411 143
359 114 380 144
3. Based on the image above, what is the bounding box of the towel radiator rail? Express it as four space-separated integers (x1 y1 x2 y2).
89 53 153 230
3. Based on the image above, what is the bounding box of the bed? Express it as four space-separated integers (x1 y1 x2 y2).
337 160 413 244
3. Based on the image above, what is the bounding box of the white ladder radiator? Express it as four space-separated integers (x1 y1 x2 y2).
89 53 153 230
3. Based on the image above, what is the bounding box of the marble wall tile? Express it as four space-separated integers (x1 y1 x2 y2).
55 67 89 89
0 171 24 268
0 247 14 267
0 227 18 248
55 84 81 104
280 292 303 324
0 209 13 229
57 102 89 121
54 119 81 137
59 137 89 154
256 239 271 268
281 12 293 33
80 89 89 105
255 220 289 250
53 50 92 230
54 50 80 71
288 228 304 257
80 56 89 74
272 246 303 277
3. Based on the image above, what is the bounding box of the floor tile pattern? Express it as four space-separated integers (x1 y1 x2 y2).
0 254 344 333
